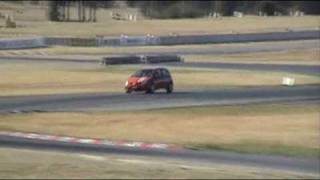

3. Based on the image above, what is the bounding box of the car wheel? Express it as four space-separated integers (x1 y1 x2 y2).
126 89 132 94
146 84 155 94
166 83 173 94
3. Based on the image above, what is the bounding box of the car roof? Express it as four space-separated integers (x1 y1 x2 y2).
140 68 168 71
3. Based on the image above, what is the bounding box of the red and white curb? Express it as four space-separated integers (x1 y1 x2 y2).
0 51 50 56
0 131 183 151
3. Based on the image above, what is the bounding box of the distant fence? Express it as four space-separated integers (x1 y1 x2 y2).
48 30 320 47
0 37 47 50
1 30 319 49
46 35 160 47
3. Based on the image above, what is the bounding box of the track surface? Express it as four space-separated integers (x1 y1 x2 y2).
0 40 319 76
2 39 317 56
1 57 319 75
0 134 319 174
109 40 320 55
1 85 319 113
1 39 319 175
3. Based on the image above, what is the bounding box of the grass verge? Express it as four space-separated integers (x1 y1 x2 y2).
0 61 319 96
1 103 319 157
1 147 318 179
183 48 320 65
190 142 320 157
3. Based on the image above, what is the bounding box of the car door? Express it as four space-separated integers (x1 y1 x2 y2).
161 69 171 87
158 69 167 88
153 70 162 89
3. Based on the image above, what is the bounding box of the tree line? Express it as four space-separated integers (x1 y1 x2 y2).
47 1 319 21
48 1 114 22
127 1 319 18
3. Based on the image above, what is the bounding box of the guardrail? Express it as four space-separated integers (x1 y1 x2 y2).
101 55 183 65
141 55 184 64
0 37 47 50
101 56 142 65
52 30 319 47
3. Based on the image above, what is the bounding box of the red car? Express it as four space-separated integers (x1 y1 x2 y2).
125 68 174 94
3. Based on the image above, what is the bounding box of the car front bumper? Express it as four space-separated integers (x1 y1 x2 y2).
125 84 148 91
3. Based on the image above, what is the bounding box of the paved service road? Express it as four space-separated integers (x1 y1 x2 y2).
0 85 319 113
0 40 319 76
0 40 318 57
123 40 320 55
1 57 319 76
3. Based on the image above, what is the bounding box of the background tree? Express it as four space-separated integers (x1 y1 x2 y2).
48 1 59 21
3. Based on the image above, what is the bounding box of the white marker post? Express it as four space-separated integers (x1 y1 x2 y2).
282 77 295 86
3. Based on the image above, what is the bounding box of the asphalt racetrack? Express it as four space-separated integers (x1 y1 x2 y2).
0 40 319 76
0 133 319 174
0 39 319 175
0 85 319 113
0 40 318 58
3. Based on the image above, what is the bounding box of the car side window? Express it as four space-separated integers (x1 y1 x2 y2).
161 69 169 78
159 70 163 78
154 70 161 79
159 69 165 78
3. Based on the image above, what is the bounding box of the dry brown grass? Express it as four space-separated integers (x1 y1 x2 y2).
1 147 317 179
173 68 319 90
1 103 319 153
0 2 319 38
13 16 319 37
3 16 318 37
0 62 128 96
0 61 319 96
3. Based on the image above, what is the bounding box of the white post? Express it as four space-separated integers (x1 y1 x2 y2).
282 77 295 86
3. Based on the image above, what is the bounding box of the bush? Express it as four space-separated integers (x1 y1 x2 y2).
48 1 59 21
5 16 16 28
131 1 320 19
140 1 207 19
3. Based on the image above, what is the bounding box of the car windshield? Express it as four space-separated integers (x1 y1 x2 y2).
132 70 153 77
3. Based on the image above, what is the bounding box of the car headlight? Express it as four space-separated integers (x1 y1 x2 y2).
125 81 128 86
138 77 147 83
